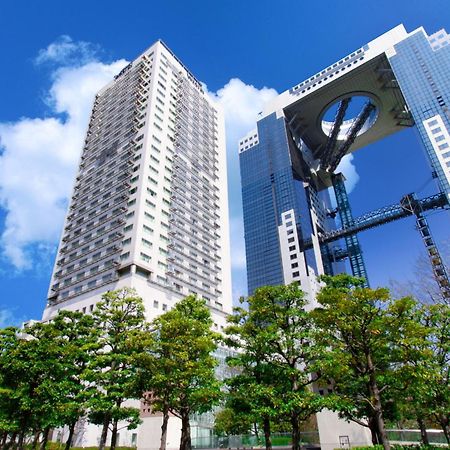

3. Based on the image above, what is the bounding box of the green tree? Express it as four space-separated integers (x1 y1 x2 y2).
226 284 327 450
0 327 23 447
49 310 101 450
0 322 70 449
224 299 286 450
143 295 221 450
213 406 253 437
313 274 430 450
86 288 149 450
398 303 450 444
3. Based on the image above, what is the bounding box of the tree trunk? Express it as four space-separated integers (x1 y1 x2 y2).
159 404 170 450
367 354 390 450
253 422 260 442
179 413 191 450
262 416 272 450
9 431 18 450
291 412 301 450
1 431 8 448
368 417 380 445
65 422 77 450
98 415 110 450
32 430 41 450
110 417 119 450
40 426 50 450
17 430 25 450
438 415 450 444
417 417 429 445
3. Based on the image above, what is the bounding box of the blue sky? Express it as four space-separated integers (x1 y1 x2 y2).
0 0 449 325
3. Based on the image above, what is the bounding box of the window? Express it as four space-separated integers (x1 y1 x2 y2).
288 237 295 243
143 225 153 234
292 271 300 277
435 135 445 142
290 254 297 260
291 262 299 268
431 127 442 134
153 300 159 308
439 143 449 151
140 252 151 263
428 119 438 127
289 245 296 251
142 238 152 248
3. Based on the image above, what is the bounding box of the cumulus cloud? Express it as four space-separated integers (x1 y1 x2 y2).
0 37 128 269
336 153 360 193
35 35 101 66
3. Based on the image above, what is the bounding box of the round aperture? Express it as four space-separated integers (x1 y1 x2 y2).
321 95 379 141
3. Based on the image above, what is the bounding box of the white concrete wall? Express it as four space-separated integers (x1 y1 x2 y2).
317 409 372 450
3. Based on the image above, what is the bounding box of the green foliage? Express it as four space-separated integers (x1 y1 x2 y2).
214 407 253 436
85 288 149 449
313 274 437 449
225 283 328 450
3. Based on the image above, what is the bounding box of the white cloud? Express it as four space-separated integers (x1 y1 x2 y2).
336 153 360 193
0 37 128 269
35 35 100 66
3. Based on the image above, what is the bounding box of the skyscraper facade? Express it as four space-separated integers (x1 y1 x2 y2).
44 40 231 323
42 40 232 447
239 24 450 303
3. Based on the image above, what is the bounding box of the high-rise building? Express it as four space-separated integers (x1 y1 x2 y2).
42 40 232 447
239 24 450 303
239 24 450 449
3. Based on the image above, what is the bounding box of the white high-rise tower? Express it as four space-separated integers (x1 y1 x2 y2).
42 39 232 448
43 39 231 333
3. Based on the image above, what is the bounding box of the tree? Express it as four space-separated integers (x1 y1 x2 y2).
224 298 287 450
0 322 72 450
225 284 327 450
143 295 221 450
214 406 253 437
86 288 149 450
399 303 450 444
49 310 101 450
313 274 430 450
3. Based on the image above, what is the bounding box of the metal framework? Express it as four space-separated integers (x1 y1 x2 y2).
321 97 351 169
321 192 448 243
304 184 449 296
400 194 450 300
331 173 369 284
321 100 377 173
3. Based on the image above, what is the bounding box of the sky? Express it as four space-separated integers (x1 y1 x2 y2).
0 0 449 326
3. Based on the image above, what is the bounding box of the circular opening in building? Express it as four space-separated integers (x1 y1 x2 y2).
321 95 379 141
